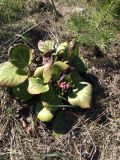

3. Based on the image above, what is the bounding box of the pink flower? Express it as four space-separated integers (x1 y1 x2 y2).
58 81 70 92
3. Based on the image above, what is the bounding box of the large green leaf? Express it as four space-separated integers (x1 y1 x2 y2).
43 63 52 83
53 111 77 137
9 44 33 68
68 82 92 108
34 66 44 78
70 55 87 73
0 62 28 87
56 42 68 55
34 64 52 83
13 80 33 100
36 104 54 122
38 40 54 55
52 61 69 79
27 77 49 94
70 70 82 83
41 86 61 111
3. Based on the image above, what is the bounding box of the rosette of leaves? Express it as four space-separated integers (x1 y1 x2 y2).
36 40 92 125
0 40 93 125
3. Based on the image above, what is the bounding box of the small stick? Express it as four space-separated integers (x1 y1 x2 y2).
49 0 62 20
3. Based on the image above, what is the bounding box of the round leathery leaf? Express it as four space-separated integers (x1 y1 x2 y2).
38 40 54 55
41 86 61 111
52 61 69 79
68 82 92 108
53 111 77 137
36 105 54 122
27 77 49 94
56 42 68 55
0 62 28 87
9 44 33 68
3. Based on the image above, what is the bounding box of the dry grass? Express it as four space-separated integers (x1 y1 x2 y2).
0 1 120 160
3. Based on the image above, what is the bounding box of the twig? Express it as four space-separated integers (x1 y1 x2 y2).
49 0 62 20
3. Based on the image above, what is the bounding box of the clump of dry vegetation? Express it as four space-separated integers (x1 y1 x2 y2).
0 0 120 160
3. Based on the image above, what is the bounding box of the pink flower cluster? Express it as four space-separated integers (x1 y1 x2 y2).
58 81 70 91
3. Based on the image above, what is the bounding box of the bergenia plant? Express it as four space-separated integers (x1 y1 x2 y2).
0 40 92 125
